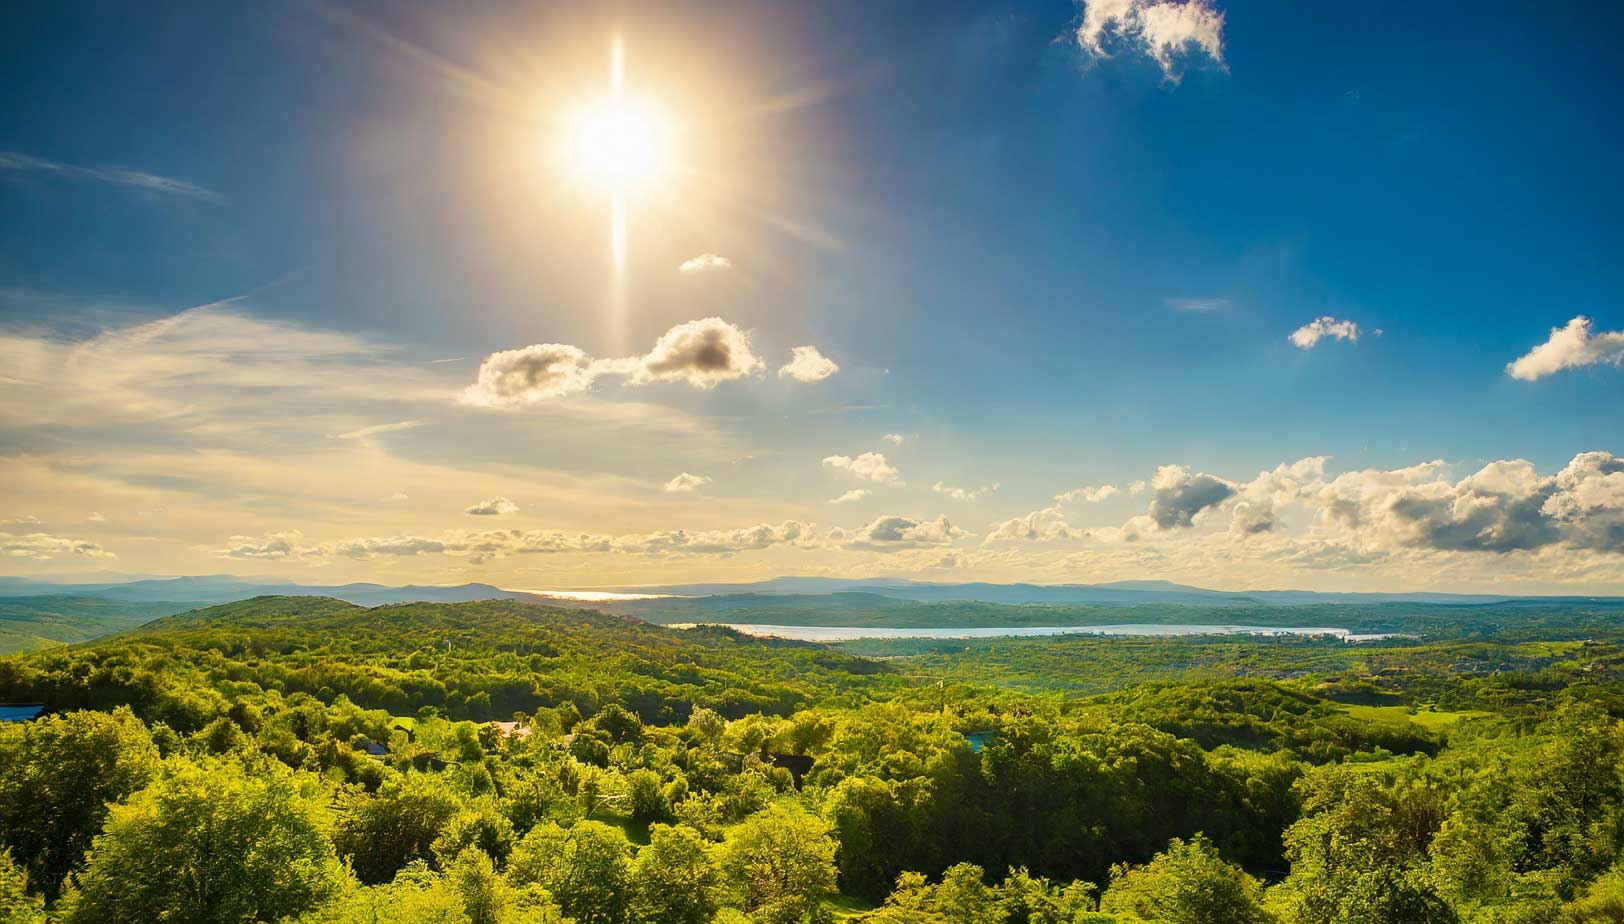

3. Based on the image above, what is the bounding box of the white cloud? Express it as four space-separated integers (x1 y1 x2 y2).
214 531 303 560
388 492 410 502
627 317 764 388
462 343 597 406
778 346 839 383
824 451 902 484
986 507 1090 544
1290 316 1364 349
463 317 764 406
1 531 114 560
1077 0 1225 82
1128 479 1148 495
0 150 220 202
2 515 42 526
678 253 732 274
829 489 871 504
87 512 107 523
1506 316 1624 381
464 496 519 517
840 514 966 550
662 472 712 493
1147 464 1237 529
882 433 906 446
933 481 999 502
1055 484 1120 504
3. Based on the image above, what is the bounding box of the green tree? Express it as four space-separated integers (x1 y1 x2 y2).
448 849 511 924
0 707 159 899
336 772 464 883
57 758 346 924
0 850 45 924
296 861 469 924
1099 835 1274 924
627 824 721 924
719 803 838 924
508 820 631 924
1270 766 1456 924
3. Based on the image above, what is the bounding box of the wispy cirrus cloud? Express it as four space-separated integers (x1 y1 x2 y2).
1165 297 1230 312
0 150 221 202
336 420 422 440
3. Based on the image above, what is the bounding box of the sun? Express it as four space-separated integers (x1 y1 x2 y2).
575 101 669 189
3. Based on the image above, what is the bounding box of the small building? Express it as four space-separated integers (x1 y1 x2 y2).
0 704 44 723
492 721 532 739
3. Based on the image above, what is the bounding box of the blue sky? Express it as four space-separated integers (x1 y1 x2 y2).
2 0 1621 591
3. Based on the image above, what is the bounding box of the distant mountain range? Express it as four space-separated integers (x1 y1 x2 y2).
3 573 1622 654
3 573 1621 609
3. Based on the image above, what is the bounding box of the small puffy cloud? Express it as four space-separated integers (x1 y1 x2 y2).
829 489 871 504
2 514 42 526
986 507 1089 544
1290 316 1364 349
1055 484 1119 504
87 512 107 523
0 531 114 560
1506 316 1624 381
462 343 596 407
1077 0 1225 82
778 346 839 382
663 472 712 493
1128 480 1148 495
464 496 519 517
678 253 732 274
214 531 303 560
1147 464 1237 529
388 492 410 501
933 481 999 502
630 317 764 388
824 451 902 484
882 433 906 446
842 514 966 550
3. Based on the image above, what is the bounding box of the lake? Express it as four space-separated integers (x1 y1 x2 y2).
677 623 1396 643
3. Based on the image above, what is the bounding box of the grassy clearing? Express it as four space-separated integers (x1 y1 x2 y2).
1341 703 1489 731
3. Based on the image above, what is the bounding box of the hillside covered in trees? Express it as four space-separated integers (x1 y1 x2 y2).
3 595 1624 924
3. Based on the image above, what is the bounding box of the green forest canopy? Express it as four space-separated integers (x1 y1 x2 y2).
2 594 1624 923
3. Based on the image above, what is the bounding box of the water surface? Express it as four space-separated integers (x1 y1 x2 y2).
678 623 1376 643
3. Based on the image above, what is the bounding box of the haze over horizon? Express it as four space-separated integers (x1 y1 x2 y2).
4 1 1623 594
